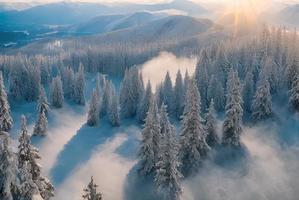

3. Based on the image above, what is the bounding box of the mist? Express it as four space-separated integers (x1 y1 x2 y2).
182 117 299 200
141 52 197 91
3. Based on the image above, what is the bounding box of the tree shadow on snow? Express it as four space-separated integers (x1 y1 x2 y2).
124 164 159 200
50 118 118 185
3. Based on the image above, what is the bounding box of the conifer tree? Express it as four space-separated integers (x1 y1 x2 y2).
289 72 299 112
207 75 225 111
74 64 86 105
173 70 184 120
100 80 112 117
0 133 18 200
37 87 50 115
0 72 13 132
251 70 273 121
138 98 161 175
82 177 102 200
87 89 99 127
195 61 209 111
155 104 182 200
108 86 120 127
18 116 54 200
222 70 243 147
179 79 209 176
242 71 254 113
162 72 174 115
63 67 75 99
50 76 64 108
137 81 153 123
205 99 219 148
119 67 144 118
33 110 48 137
33 87 49 136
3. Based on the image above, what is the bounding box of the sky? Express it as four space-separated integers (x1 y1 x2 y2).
1 0 298 4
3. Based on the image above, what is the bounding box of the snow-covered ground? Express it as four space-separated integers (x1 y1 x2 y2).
8 52 299 200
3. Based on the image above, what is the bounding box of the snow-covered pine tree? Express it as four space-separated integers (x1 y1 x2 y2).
33 110 47 137
108 85 120 127
289 71 299 112
205 99 219 148
87 89 99 127
18 116 54 200
100 80 112 117
50 76 64 108
222 70 243 147
138 97 161 176
207 75 225 111
119 67 144 118
33 87 50 136
156 84 164 108
137 81 153 123
242 71 254 113
18 161 40 200
155 103 182 200
179 79 209 176
82 177 102 200
251 70 273 121
162 71 174 115
37 87 50 116
173 70 184 120
0 132 18 200
0 72 13 132
63 67 75 100
74 64 86 105
195 57 209 111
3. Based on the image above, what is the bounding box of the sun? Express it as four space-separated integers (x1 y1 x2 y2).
216 0 270 36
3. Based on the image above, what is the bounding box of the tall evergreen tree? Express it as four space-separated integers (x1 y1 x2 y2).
74 64 86 105
33 87 49 136
33 110 47 137
137 81 153 123
251 70 273 121
138 98 161 175
63 67 75 100
155 104 182 200
195 61 209 111
100 80 112 117
119 67 144 118
207 75 225 111
179 79 209 176
0 133 18 200
0 72 13 132
36 87 50 115
289 72 299 112
205 100 219 148
162 72 174 115
173 70 184 120
50 76 64 108
242 71 254 113
87 89 99 127
108 86 120 127
18 116 54 200
222 70 243 147
82 177 102 200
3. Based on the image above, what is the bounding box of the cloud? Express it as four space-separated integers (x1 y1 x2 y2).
182 123 299 200
140 51 197 91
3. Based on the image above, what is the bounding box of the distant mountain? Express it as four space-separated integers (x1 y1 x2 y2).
277 4 299 27
75 15 216 44
69 12 164 35
0 0 208 28
0 2 37 11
